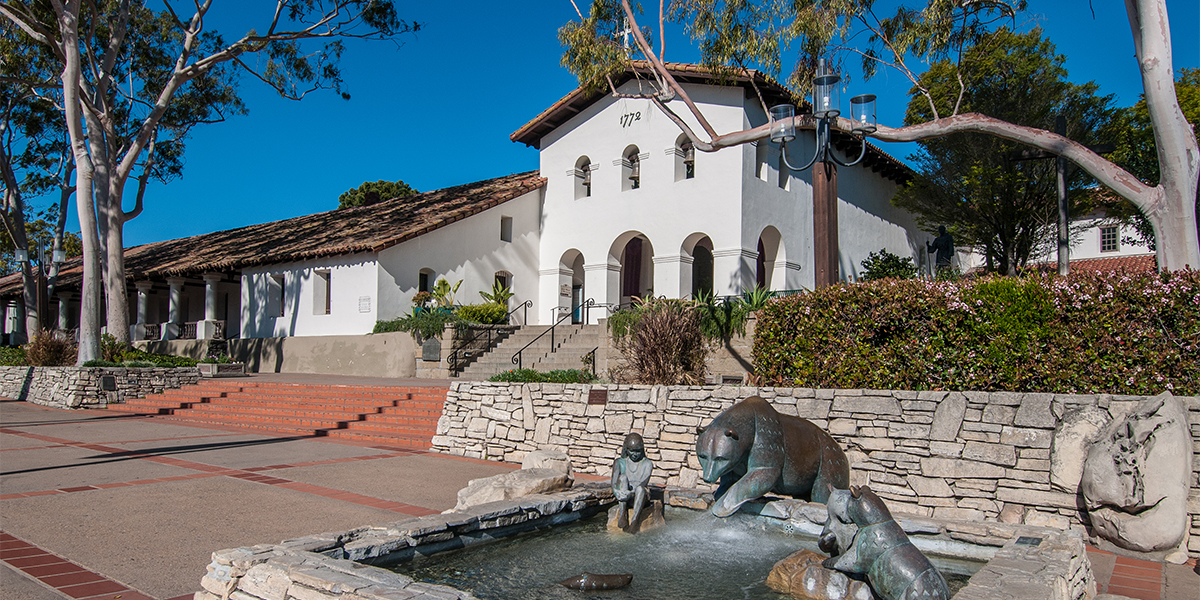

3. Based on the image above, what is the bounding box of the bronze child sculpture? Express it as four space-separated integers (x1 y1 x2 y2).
611 432 653 530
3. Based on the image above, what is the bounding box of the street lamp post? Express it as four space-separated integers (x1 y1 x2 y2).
769 59 878 288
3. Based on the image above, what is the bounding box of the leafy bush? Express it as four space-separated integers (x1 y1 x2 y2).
479 280 515 304
82 360 120 367
696 293 751 340
117 349 198 367
100 333 128 362
458 302 508 325
609 297 708 385
0 346 26 366
121 360 156 368
374 308 464 340
199 355 232 364
24 329 77 367
860 249 918 281
753 270 1200 394
488 368 596 383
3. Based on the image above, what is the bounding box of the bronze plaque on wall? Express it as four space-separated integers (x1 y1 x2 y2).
587 389 608 405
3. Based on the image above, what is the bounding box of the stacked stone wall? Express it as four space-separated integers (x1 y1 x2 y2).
0 366 199 409
431 382 1200 558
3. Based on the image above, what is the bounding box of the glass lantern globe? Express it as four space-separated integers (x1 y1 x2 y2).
14 249 28 263
769 104 796 143
850 94 877 134
812 60 841 118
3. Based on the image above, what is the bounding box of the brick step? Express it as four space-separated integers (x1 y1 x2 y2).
159 408 357 429
107 400 202 414
217 390 443 402
357 414 440 428
148 414 324 437
209 394 441 409
183 403 383 421
319 429 432 448
339 422 437 436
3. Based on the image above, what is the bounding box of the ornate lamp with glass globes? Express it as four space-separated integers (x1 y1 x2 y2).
768 59 878 170
766 59 878 287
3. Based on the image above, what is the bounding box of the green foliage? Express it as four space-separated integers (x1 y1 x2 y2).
741 286 775 311
411 291 433 308
100 333 127 363
24 329 76 367
696 292 751 340
116 349 198 367
0 346 27 366
374 309 463 341
488 369 597 384
610 297 708 385
860 249 919 281
198 355 233 364
457 303 508 325
894 28 1118 275
82 360 121 367
479 280 515 304
752 271 1200 394
337 179 417 209
431 278 462 308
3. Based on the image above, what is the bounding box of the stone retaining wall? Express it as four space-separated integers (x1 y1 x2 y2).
0 366 199 409
430 382 1200 558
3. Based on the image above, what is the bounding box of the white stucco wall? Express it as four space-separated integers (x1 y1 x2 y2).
376 189 542 325
537 81 751 322
240 253 379 338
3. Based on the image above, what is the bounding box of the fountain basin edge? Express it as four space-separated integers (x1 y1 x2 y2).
195 482 1095 600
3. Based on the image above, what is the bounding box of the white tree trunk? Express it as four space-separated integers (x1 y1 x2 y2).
57 4 101 364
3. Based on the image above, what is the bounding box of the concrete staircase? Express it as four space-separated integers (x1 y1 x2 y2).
454 324 604 380
105 380 447 449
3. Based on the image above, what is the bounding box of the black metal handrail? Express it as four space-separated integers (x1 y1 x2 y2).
512 298 594 370
506 299 532 325
583 346 598 377
447 325 508 375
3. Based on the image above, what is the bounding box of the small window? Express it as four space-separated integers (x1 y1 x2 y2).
1100 226 1119 253
500 216 513 243
777 143 789 190
674 136 695 181
313 270 331 315
270 274 286 317
573 156 592 199
495 272 509 289
755 141 770 181
621 146 641 191
418 269 433 293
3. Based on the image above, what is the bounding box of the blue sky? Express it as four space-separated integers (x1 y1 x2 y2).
56 1 1200 247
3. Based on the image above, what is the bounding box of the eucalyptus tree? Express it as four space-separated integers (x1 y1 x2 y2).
0 17 70 341
1 0 416 363
894 28 1117 275
559 0 1199 272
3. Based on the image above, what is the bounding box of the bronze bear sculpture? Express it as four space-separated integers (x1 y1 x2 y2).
820 485 950 600
695 396 849 517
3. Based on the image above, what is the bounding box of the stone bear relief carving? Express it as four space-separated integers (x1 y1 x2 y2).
1080 393 1190 553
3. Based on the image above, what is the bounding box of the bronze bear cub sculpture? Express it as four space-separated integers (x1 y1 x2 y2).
696 396 849 517
819 485 950 600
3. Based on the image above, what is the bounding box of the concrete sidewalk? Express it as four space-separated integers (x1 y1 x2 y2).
0 396 514 600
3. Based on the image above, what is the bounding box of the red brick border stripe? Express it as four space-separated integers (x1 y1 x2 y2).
1 530 155 600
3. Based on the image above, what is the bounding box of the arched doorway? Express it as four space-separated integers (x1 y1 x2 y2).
681 234 714 299
756 226 785 290
558 249 586 323
610 232 654 308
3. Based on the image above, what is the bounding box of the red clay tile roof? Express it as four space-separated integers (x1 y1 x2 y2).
0 171 545 296
511 61 911 183
1025 254 1159 274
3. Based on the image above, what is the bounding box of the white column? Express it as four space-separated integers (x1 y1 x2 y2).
165 277 185 340
653 254 690 299
57 294 71 331
712 248 756 296
583 262 620 324
130 282 152 341
198 273 222 339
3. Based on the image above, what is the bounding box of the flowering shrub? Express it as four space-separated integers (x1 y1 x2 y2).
753 270 1199 394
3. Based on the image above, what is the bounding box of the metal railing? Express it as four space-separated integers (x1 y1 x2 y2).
507 299 532 325
447 325 512 376
512 298 594 370
583 346 598 377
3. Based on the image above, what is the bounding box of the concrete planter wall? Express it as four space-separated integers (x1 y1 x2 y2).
431 382 1200 559
0 366 200 409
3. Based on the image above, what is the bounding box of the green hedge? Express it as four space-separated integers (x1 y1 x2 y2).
458 302 508 325
488 368 597 384
753 270 1200 394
